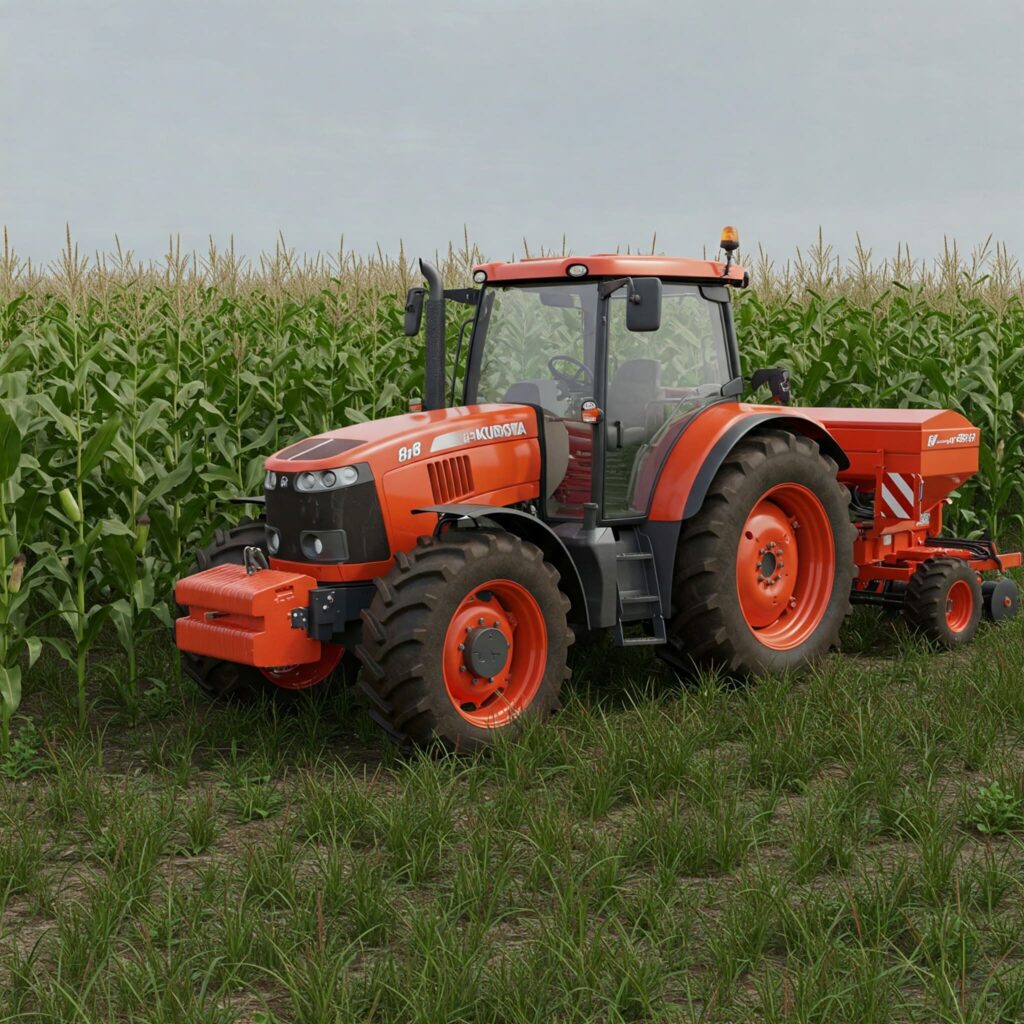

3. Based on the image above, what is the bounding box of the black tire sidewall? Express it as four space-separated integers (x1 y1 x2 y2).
673 435 854 676
359 532 571 751
907 558 982 646
414 538 568 747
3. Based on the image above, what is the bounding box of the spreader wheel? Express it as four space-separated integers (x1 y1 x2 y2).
354 531 572 751
179 519 348 702
665 429 856 678
904 557 982 647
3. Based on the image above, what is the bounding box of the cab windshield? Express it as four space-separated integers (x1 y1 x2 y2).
471 282 598 417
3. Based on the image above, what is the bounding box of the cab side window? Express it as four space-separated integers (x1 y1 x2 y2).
604 286 729 517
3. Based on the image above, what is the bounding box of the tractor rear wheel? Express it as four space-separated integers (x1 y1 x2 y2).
355 531 572 751
904 557 982 647
665 430 856 678
179 519 348 702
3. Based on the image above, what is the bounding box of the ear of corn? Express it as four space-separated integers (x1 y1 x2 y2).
0 230 1021 727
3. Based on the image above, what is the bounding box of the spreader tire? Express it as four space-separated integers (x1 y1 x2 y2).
354 531 572 751
665 429 856 678
179 518 348 702
904 557 982 647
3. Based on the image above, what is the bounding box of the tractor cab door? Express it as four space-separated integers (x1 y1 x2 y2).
600 284 733 519
466 281 601 519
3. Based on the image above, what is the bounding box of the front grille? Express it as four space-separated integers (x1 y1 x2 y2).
428 455 475 503
264 463 389 564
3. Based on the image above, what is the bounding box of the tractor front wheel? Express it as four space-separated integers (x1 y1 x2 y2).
355 531 572 751
904 557 982 647
179 519 348 702
666 429 856 678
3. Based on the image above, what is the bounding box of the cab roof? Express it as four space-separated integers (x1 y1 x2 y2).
472 253 746 286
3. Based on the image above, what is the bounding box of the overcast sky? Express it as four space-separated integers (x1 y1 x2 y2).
3 1 1022 266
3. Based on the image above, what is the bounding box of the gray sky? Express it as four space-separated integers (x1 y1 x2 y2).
3 0 1022 266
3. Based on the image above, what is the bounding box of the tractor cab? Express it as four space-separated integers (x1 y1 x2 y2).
438 252 746 524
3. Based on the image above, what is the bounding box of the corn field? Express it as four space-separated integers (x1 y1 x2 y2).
1 229 1022 746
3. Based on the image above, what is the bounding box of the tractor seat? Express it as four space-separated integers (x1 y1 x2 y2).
606 358 661 446
501 379 564 416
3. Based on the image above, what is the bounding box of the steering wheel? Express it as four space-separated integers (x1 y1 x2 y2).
548 355 593 394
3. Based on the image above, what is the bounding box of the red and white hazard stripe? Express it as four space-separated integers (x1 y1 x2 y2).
879 471 921 520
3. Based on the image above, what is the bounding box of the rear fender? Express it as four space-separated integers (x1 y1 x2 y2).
648 406 849 523
644 407 849 625
684 413 849 518
414 503 590 629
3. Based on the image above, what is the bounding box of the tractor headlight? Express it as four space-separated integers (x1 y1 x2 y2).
265 471 277 489
282 464 365 493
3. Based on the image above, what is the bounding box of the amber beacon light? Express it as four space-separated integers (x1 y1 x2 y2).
720 225 740 273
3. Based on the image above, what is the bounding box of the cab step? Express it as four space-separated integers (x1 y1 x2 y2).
613 533 667 648
615 628 667 648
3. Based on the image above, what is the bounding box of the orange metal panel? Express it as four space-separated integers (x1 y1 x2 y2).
808 407 979 512
264 404 539 474
853 512 1021 584
472 254 746 286
263 405 543 583
175 564 321 667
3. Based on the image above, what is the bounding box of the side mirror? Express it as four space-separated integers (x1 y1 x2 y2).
626 278 662 332
403 287 425 336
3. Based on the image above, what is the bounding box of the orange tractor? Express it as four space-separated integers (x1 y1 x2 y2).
174 229 1021 749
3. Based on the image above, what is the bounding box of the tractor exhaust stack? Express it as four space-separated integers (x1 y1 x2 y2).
420 258 446 411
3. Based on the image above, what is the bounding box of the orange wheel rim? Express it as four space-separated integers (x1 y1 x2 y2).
260 644 344 690
442 578 547 728
945 580 974 632
735 483 835 651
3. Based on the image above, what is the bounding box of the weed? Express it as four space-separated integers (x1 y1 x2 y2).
968 780 1024 835
0 718 44 779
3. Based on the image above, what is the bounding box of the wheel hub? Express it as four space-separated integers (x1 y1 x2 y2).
756 547 779 579
737 500 799 627
441 578 547 727
464 626 510 678
734 483 836 651
945 579 974 632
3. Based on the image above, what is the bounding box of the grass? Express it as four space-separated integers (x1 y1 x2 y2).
0 603 1023 1022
